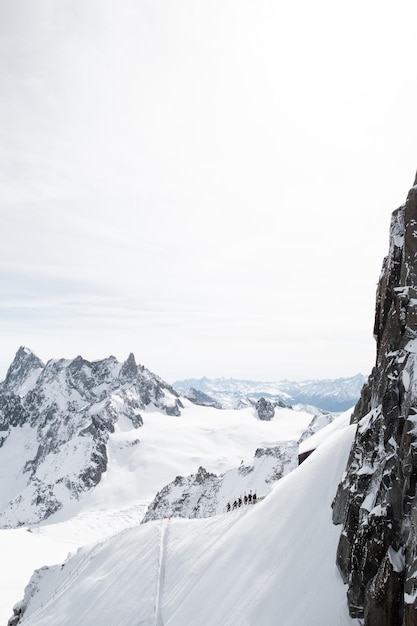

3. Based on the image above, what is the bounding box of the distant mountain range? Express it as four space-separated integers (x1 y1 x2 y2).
172 373 367 412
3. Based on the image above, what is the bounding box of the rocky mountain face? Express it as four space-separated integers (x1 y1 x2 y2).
332 175 417 624
0 347 182 527
173 374 366 412
255 397 276 420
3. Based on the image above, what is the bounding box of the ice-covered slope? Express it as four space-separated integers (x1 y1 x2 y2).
10 413 358 626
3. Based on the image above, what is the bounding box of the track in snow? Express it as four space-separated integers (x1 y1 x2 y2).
155 519 168 626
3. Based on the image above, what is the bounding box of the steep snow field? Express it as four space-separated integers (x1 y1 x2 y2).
2 411 360 625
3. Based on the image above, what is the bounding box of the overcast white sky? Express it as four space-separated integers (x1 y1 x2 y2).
1 0 416 382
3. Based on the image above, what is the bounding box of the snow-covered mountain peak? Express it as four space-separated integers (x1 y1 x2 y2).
1 347 44 397
0 348 183 527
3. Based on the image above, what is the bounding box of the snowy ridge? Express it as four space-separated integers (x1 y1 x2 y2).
141 442 298 523
9 413 358 626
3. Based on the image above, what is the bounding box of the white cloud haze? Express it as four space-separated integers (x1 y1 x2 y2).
1 0 416 381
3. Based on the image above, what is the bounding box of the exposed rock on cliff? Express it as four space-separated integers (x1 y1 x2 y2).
333 174 417 624
255 397 275 420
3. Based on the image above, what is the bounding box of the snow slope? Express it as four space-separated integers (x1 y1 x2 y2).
1 399 318 624
12 413 360 626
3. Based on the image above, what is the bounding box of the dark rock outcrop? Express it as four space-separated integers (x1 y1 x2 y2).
333 174 417 624
142 466 221 522
255 397 275 420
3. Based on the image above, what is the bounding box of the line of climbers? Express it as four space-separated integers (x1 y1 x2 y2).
226 492 257 512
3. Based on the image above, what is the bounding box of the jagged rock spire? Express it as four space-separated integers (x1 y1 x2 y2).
332 175 417 624
120 352 138 378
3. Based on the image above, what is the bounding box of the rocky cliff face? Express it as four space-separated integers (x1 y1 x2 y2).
255 397 276 420
0 348 182 527
332 175 417 624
